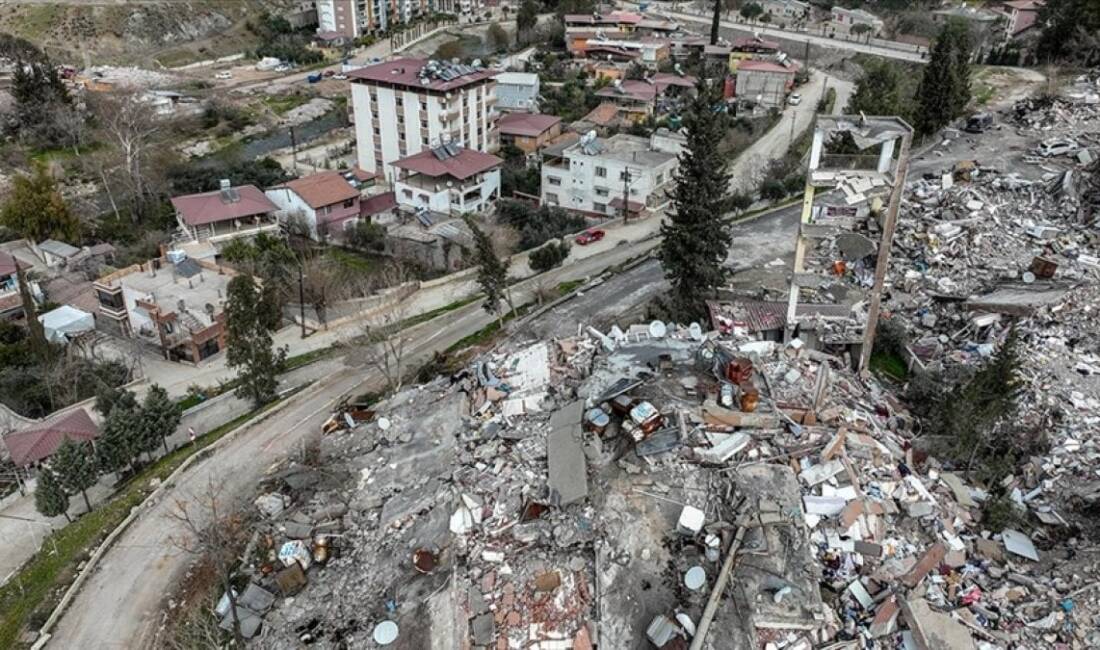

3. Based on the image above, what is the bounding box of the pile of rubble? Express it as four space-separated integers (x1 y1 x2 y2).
199 303 1100 649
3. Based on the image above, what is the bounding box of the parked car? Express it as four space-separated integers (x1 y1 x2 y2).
788 93 802 106
575 228 605 245
274 63 291 72
964 112 994 133
307 73 323 83
214 71 233 80
332 73 348 80
322 69 335 77
1037 138 1078 158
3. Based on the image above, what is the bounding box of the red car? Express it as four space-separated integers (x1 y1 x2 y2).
575 228 605 245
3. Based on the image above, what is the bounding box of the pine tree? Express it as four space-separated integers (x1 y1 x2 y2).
141 384 181 456
466 217 512 325
225 275 286 408
914 19 973 137
97 395 141 476
710 0 722 45
658 80 733 319
35 466 70 522
51 439 99 513
516 0 539 42
846 59 906 118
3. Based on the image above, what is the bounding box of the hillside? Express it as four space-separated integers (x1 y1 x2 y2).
0 0 305 68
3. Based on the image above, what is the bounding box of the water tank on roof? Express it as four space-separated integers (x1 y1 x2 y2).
166 250 187 264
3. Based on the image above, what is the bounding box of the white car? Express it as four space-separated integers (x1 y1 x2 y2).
1037 138 1078 158
332 73 348 80
214 71 233 80
788 93 802 106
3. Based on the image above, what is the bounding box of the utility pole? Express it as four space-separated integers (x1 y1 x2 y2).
297 262 307 339
289 125 299 176
620 167 633 224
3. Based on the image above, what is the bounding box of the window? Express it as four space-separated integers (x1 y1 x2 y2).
548 176 562 186
403 189 413 199
396 97 404 107
545 192 559 204
343 198 355 209
656 172 664 184
593 202 607 213
619 170 630 181
373 127 380 135
594 187 609 197
420 119 428 128
595 166 607 178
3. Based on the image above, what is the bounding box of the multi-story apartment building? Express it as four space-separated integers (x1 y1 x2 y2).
317 0 458 39
540 133 679 219
350 58 499 182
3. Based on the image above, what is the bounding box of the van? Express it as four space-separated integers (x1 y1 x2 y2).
964 113 993 133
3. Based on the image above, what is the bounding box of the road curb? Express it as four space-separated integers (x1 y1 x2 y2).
31 379 329 649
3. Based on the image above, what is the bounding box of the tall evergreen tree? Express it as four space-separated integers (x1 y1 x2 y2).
225 275 286 408
10 58 72 147
516 0 539 42
710 0 722 45
846 59 906 119
35 466 70 522
51 439 98 513
658 80 733 319
140 384 181 456
466 217 512 325
914 19 973 137
1036 0 1100 66
97 395 142 476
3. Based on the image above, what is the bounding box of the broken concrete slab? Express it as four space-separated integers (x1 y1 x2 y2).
548 401 588 506
1001 529 1040 562
940 473 977 508
900 599 976 650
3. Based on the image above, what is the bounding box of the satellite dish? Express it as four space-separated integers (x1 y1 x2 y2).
688 322 703 341
684 566 706 590
649 320 667 338
378 417 391 430
1022 271 1036 284
676 612 697 636
372 620 399 645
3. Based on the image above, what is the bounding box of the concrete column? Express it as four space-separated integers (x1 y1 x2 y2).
877 138 896 173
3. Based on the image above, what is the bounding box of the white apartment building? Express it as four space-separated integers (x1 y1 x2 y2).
317 0 457 38
540 133 679 218
350 58 499 183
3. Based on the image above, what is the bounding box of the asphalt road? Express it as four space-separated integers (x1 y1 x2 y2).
526 201 804 339
647 6 927 63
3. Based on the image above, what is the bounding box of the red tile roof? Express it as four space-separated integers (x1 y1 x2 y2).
361 191 397 217
498 113 562 138
278 171 359 209
4 408 100 467
597 74 697 102
348 58 496 92
392 147 503 181
582 102 622 127
737 60 798 74
0 251 19 278
171 185 277 226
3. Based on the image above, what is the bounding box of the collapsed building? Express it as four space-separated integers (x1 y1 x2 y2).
214 307 1099 648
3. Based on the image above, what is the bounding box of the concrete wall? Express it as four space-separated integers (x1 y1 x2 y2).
266 187 320 238
285 281 420 329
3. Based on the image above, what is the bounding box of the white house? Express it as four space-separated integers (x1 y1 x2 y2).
831 6 884 34
349 58 499 182
265 171 362 240
540 133 679 218
392 144 503 216
493 72 540 112
759 0 811 20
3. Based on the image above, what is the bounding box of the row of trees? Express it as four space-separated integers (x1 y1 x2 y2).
846 18 973 138
35 384 181 520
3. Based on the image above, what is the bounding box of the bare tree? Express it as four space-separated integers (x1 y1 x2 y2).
358 309 410 395
166 478 252 646
91 89 164 222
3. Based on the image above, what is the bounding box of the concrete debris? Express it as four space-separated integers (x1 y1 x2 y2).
225 91 1100 646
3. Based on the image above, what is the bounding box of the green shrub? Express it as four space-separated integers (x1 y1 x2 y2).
529 241 570 272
